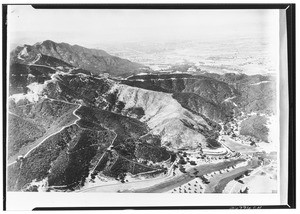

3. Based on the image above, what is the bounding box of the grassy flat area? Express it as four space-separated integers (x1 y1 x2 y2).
223 163 277 194
221 136 257 153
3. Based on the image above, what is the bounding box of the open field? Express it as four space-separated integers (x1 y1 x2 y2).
220 135 257 153
168 177 205 194
223 164 277 194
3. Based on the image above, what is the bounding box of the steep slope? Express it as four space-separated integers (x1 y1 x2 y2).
9 62 63 95
235 81 276 115
112 84 219 150
11 40 149 77
7 122 114 191
8 114 45 159
123 73 276 121
240 115 269 142
7 70 177 191
19 70 220 151
202 73 277 115
7 96 160 191
8 98 79 163
172 92 230 122
122 74 237 122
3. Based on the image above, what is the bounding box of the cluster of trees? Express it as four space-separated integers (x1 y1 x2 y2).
199 175 210 184
240 115 269 142
172 180 204 194
8 115 45 158
135 141 170 163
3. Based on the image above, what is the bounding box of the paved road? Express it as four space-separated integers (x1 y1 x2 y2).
80 158 245 193
127 158 245 193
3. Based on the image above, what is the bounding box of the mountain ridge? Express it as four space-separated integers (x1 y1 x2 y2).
11 40 150 77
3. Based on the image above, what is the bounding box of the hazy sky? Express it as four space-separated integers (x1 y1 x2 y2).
8 5 279 48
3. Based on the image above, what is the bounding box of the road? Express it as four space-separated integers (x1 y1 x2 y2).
79 158 245 193
78 172 172 193
203 147 228 156
29 53 41 65
79 151 176 193
78 161 175 193
90 130 117 173
29 63 56 70
204 165 250 193
128 158 245 193
221 135 257 153
24 104 81 159
250 81 271 86
7 104 82 166
78 129 248 193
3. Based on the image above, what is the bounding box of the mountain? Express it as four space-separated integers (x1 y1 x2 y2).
202 73 277 114
10 40 150 77
7 41 277 192
122 74 237 122
7 70 222 191
39 72 220 150
123 73 276 119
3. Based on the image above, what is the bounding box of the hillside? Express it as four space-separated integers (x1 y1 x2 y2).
122 74 237 122
123 73 276 120
38 72 220 150
10 40 150 77
202 73 277 114
240 115 269 142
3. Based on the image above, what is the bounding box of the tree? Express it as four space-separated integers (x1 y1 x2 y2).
163 168 168 174
240 187 249 194
178 157 187 165
179 165 186 173
189 161 197 166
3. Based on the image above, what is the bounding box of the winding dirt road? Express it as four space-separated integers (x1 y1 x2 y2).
7 104 82 167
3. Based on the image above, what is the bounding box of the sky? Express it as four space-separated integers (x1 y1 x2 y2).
7 5 279 48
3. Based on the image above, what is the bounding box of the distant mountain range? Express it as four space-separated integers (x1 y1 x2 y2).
10 40 150 77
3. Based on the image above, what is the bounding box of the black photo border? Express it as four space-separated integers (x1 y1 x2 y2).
2 3 296 211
